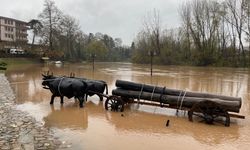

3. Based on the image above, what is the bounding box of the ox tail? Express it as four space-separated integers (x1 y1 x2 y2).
105 83 108 95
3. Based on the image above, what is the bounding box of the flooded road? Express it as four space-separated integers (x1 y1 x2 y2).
5 62 250 150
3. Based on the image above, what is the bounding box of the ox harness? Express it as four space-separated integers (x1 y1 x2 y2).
58 77 65 96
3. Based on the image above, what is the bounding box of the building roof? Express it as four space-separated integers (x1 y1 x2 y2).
0 16 27 24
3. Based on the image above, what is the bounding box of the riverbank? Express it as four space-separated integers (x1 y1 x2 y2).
0 74 68 149
0 58 40 65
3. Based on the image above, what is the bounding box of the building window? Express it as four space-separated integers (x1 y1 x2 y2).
5 26 7 30
5 19 7 24
5 34 7 38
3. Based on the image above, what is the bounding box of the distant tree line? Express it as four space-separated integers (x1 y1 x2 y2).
132 0 250 67
29 0 131 62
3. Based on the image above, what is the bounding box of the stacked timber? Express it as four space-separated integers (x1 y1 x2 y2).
112 80 242 113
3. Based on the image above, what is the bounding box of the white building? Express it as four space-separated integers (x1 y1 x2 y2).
0 16 28 44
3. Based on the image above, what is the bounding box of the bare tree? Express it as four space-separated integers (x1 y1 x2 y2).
28 19 43 50
180 1 192 59
225 0 246 65
242 0 250 65
143 9 162 55
60 15 80 59
39 0 62 51
181 0 222 65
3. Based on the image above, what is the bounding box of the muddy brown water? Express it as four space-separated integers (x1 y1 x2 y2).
5 62 250 150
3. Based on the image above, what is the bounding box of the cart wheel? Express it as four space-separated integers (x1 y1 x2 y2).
105 96 124 112
188 100 230 127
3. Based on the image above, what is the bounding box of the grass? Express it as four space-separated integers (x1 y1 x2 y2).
0 58 39 65
0 58 40 71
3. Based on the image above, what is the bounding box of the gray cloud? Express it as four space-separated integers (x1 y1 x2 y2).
0 0 184 45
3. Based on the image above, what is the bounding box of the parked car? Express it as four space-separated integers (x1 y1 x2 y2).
9 49 25 54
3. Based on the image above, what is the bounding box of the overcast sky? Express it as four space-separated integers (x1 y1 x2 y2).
0 0 185 45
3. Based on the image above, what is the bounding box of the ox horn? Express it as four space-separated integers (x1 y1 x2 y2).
42 71 48 78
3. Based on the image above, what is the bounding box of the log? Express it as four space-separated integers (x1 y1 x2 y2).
115 80 242 103
112 88 241 113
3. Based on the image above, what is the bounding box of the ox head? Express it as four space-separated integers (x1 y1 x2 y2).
42 71 55 89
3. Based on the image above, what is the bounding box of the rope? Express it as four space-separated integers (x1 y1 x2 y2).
58 77 65 96
179 89 187 111
150 86 156 102
159 87 165 107
152 87 158 113
176 90 183 113
138 84 144 104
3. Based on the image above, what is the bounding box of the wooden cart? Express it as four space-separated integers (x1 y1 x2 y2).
104 80 245 127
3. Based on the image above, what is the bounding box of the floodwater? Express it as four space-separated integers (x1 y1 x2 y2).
5 62 250 150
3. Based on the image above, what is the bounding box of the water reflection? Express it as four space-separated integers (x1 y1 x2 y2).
43 100 108 130
105 107 240 145
5 62 250 150
44 104 88 129
55 63 63 68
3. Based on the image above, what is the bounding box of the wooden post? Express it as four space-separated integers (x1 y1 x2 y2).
92 54 95 71
150 52 153 76
149 50 154 76
91 54 96 71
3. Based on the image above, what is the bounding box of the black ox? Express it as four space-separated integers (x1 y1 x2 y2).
42 73 109 107
71 77 108 101
42 74 88 107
